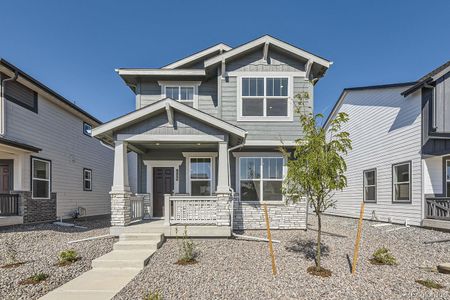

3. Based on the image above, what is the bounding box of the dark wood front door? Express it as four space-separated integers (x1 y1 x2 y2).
153 167 174 217
0 164 11 193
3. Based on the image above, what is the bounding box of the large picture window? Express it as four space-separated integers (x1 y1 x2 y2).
189 157 212 196
363 169 377 203
446 159 450 197
392 162 411 203
239 77 291 121
31 157 51 199
239 157 284 202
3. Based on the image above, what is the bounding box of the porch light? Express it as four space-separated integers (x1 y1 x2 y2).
156 143 160 146
197 143 201 146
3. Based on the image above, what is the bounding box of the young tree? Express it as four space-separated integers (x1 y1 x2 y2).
282 92 351 273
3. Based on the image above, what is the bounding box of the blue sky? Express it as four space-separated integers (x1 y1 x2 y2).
1 0 449 122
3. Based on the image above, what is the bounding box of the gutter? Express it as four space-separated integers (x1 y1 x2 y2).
0 69 19 135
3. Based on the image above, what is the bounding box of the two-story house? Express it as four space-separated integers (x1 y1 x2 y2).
93 35 332 236
0 59 114 226
324 61 450 230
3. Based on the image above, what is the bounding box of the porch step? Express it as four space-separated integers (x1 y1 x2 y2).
92 249 157 269
113 239 164 251
119 232 164 241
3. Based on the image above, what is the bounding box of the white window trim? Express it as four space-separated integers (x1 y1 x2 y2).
236 75 293 122
158 81 201 109
31 157 51 200
182 152 217 195
83 168 92 191
392 161 412 203
363 168 377 203
233 152 286 203
446 159 450 197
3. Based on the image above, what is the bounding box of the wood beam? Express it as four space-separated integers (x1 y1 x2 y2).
165 102 174 127
305 60 313 80
263 42 269 62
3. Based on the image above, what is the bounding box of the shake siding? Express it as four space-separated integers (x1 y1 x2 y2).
4 94 113 218
327 87 424 226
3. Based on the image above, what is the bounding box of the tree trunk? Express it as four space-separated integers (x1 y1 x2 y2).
316 213 322 270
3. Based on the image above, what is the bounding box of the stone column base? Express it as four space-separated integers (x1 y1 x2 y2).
110 191 132 226
216 193 232 227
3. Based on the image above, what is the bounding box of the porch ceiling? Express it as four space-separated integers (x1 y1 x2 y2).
128 141 218 151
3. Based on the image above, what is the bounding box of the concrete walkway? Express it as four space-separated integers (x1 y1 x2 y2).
39 232 164 300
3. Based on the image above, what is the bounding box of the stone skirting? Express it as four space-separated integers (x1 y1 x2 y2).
216 193 232 227
233 200 307 230
15 191 57 223
110 191 132 226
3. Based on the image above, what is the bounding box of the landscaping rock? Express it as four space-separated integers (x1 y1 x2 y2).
437 263 450 274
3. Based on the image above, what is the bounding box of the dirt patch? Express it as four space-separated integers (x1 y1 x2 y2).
1 262 27 269
307 266 332 277
175 259 198 266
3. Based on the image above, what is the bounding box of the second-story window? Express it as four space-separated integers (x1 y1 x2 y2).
165 86 194 104
239 77 291 121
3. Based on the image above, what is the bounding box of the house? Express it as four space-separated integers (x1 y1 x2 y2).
324 61 450 230
93 35 332 236
0 59 114 226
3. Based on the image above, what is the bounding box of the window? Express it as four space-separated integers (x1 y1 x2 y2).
2 74 38 113
165 86 194 103
363 169 377 203
392 162 411 203
446 160 450 197
239 157 284 202
83 168 92 191
83 122 92 136
240 77 290 121
31 157 51 199
189 158 212 196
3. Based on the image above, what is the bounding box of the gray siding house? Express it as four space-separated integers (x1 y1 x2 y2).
93 35 332 235
324 61 450 230
0 59 114 226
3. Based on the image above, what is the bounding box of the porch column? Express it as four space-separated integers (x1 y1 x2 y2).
216 141 230 194
110 140 132 227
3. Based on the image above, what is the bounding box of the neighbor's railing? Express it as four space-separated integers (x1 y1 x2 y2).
426 197 450 221
130 194 145 222
0 194 19 216
166 195 218 225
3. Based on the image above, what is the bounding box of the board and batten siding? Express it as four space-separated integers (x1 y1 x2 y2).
327 86 424 226
4 93 113 218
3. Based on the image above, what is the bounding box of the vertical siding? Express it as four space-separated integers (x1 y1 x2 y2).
327 87 424 226
435 72 450 132
4 94 113 218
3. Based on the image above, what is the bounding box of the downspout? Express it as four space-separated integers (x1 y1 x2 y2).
227 132 247 232
0 69 19 135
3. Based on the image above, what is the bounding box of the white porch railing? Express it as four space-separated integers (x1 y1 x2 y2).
130 194 145 222
166 195 218 225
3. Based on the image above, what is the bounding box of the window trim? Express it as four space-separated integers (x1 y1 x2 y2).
183 152 217 196
363 168 377 203
392 161 412 203
158 81 201 109
30 156 51 200
445 158 450 197
83 122 92 137
83 168 93 191
237 75 293 122
236 154 285 203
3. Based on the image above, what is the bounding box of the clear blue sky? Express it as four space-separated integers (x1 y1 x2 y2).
1 0 449 122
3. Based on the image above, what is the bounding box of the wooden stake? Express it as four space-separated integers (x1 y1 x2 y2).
352 202 365 274
263 204 277 276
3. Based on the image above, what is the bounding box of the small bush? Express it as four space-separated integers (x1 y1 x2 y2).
175 226 197 265
144 290 163 300
59 250 78 264
370 247 397 265
415 279 445 289
19 273 49 285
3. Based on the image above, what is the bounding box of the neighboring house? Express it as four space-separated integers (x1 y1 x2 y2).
0 59 113 226
324 61 450 230
93 35 332 236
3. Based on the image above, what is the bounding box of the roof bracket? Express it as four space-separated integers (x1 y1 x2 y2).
221 59 226 78
263 42 270 63
305 60 313 80
165 102 174 127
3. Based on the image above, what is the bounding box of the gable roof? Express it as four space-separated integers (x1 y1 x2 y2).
323 82 416 130
162 43 232 69
0 58 102 125
204 35 332 70
401 61 450 97
92 98 247 142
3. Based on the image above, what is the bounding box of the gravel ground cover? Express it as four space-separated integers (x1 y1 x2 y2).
0 217 115 300
115 215 450 300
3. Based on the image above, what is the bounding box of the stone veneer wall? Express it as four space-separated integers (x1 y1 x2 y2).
233 200 307 230
16 191 57 223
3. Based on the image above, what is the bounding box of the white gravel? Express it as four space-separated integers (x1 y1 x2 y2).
0 218 115 300
115 215 450 300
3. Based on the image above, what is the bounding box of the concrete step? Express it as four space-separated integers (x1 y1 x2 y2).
119 232 164 241
91 250 156 269
113 239 164 251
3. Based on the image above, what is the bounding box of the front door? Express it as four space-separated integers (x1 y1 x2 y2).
0 164 11 193
153 167 174 217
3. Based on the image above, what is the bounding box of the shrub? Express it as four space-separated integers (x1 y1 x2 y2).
19 273 49 285
175 226 196 264
144 290 163 300
370 247 397 265
59 249 78 264
415 279 445 289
